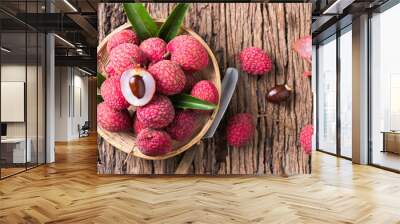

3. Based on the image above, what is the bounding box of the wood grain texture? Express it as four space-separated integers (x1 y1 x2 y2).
97 3 312 175
2 136 400 223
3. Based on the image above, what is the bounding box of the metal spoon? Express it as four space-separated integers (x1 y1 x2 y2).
203 67 239 139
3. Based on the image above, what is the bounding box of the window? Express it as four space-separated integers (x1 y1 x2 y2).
317 36 337 154
370 3 400 171
339 28 352 158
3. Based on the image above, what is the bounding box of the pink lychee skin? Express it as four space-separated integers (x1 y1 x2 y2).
109 43 146 76
167 35 209 72
148 60 186 95
303 70 312 78
137 128 172 156
133 116 146 135
226 113 255 148
300 124 314 154
239 47 273 75
139 37 167 63
105 63 118 78
190 80 219 107
97 103 131 132
166 110 197 141
136 95 175 129
107 29 139 53
292 35 312 64
100 76 130 110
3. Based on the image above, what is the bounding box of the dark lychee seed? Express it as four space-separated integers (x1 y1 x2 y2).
266 84 292 104
129 75 146 99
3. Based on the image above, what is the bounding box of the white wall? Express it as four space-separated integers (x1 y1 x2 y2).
54 67 89 141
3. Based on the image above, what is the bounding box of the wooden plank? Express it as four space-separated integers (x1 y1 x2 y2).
97 3 312 175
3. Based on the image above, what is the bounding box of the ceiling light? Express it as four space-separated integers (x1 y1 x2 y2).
63 0 78 12
54 34 75 48
78 67 93 76
1 47 11 53
323 0 355 15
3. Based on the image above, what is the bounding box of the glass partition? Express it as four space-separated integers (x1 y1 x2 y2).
0 0 46 179
0 30 28 178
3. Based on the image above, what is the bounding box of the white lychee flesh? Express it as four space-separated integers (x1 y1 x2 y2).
120 68 156 107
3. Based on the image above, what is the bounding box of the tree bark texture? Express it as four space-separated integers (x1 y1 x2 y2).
97 3 312 176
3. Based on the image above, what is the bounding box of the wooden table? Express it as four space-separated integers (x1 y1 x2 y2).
381 131 400 154
97 3 312 176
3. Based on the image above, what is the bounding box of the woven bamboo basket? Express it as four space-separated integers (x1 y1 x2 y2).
97 22 221 160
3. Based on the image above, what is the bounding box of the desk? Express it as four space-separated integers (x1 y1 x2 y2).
1 138 31 163
382 131 400 154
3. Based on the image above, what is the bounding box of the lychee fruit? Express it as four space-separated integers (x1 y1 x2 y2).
107 29 139 53
100 76 130 110
300 124 313 154
292 35 312 64
183 72 196 92
148 60 186 95
190 80 219 106
139 37 167 63
137 128 172 156
303 70 312 77
167 35 209 72
239 47 273 75
120 68 156 106
109 43 146 76
105 63 118 78
133 116 146 135
226 113 255 147
97 102 131 132
166 110 197 141
136 95 175 129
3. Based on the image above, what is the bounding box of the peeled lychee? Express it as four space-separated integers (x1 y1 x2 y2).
97 103 131 132
300 124 313 154
139 37 167 63
120 68 156 106
100 76 130 110
137 128 172 156
167 35 209 72
226 113 255 147
166 110 197 141
109 43 146 76
136 95 175 129
239 47 273 75
133 116 146 135
107 29 139 53
148 60 186 95
190 80 219 106
293 36 312 64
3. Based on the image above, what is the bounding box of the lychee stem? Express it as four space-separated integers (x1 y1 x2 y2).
284 84 292 91
163 52 171 59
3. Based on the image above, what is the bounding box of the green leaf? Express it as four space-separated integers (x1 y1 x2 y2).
157 3 190 42
123 3 158 41
170 93 217 110
97 72 106 88
97 95 104 105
